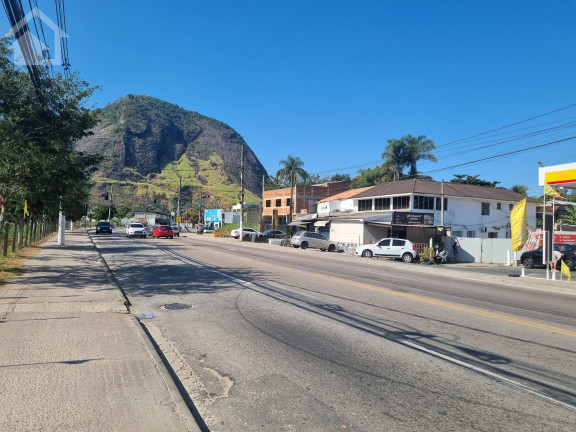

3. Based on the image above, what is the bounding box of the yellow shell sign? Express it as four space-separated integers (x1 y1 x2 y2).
539 162 576 189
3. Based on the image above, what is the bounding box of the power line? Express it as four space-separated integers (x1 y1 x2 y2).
438 103 576 147
2 0 45 100
309 104 576 177
54 0 70 77
422 136 576 175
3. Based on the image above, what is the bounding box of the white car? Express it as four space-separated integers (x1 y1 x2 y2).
355 238 417 262
230 228 261 239
126 223 147 239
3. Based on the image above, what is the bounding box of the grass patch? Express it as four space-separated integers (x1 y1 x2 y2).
0 240 47 286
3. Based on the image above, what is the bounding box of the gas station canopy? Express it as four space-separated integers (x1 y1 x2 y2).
538 162 576 190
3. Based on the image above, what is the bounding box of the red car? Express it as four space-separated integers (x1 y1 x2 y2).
152 225 174 239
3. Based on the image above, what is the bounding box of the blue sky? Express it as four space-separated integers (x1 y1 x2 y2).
2 1 575 196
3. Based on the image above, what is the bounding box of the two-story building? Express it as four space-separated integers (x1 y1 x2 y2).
317 179 538 252
262 181 351 230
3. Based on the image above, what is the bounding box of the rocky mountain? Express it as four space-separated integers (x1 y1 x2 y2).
75 95 267 210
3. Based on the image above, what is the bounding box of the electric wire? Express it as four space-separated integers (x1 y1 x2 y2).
312 104 576 178
2 0 45 102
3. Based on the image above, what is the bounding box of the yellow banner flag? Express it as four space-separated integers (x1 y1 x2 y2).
24 200 29 216
510 198 528 251
544 182 567 200
561 260 571 281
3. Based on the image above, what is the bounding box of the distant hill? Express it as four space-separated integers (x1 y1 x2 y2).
75 95 267 210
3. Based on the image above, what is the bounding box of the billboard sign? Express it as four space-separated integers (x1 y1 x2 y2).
204 208 223 222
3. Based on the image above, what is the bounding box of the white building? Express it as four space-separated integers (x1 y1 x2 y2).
316 179 538 262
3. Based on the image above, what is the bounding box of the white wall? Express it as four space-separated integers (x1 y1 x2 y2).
443 197 537 239
447 236 517 264
330 220 363 246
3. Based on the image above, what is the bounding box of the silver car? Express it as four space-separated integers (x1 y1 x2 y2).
355 238 417 262
290 231 337 252
170 224 180 237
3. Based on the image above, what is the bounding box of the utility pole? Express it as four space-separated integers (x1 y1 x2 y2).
176 172 182 226
288 169 294 224
107 185 113 222
260 174 265 232
240 145 245 239
440 180 445 229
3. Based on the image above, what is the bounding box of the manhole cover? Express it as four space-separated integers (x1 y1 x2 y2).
162 303 193 311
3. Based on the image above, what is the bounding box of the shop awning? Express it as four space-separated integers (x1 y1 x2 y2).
288 221 308 226
314 220 330 227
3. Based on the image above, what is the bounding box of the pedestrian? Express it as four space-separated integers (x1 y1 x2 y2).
452 241 459 263
550 250 564 271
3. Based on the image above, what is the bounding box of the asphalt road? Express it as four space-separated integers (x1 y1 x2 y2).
93 232 576 431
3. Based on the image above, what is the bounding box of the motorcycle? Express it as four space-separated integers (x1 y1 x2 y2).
434 245 448 264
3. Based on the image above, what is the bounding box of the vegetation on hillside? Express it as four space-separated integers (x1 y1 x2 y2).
76 94 266 215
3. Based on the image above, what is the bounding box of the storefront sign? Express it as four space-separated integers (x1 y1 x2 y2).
393 212 435 225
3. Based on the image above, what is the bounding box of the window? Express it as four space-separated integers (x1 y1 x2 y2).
393 196 410 209
265 200 271 208
488 232 498 238
509 204 513 211
414 195 434 210
435 197 448 210
358 199 373 211
467 231 475 238
374 198 390 210
275 199 281 207
377 239 391 247
496 203 501 210
286 198 291 207
392 239 406 247
481 202 490 215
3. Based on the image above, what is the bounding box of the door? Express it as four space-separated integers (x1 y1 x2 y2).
374 239 391 256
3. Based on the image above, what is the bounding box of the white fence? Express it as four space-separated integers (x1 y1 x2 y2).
443 236 519 265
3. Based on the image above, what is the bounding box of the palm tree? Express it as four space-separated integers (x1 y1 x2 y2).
276 156 308 223
382 135 437 179
402 135 437 177
557 206 576 225
511 184 529 196
381 139 405 181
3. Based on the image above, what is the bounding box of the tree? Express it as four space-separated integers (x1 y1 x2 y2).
381 139 406 181
302 173 351 186
382 134 437 180
353 165 395 188
511 185 529 196
402 134 437 177
276 156 308 222
450 174 500 188
0 38 99 229
557 206 576 225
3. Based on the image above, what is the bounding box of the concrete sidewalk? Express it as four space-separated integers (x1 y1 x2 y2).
0 231 201 432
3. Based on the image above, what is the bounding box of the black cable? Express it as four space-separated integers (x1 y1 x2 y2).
2 0 45 101
423 136 576 175
28 0 55 76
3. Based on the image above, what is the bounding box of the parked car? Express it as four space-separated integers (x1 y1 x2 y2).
152 225 174 239
230 228 262 239
95 221 113 234
519 243 576 270
126 223 147 238
290 231 337 251
355 238 417 263
262 229 286 238
170 223 180 237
